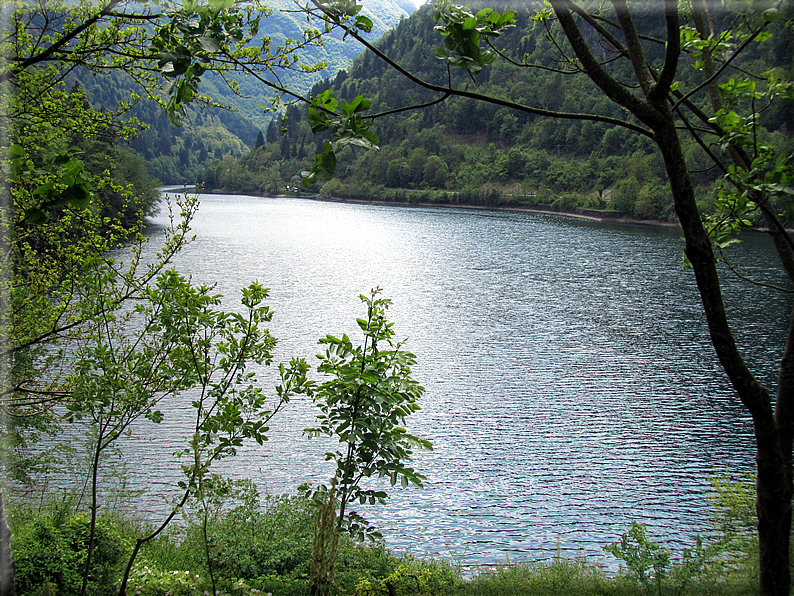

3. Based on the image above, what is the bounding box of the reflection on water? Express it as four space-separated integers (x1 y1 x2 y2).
112 194 790 564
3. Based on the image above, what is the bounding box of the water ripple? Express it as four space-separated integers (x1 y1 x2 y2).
88 195 792 566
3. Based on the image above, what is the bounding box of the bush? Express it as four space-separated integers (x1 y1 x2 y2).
12 507 129 596
138 491 398 595
125 566 207 596
147 493 316 585
353 554 463 596
10 472 770 596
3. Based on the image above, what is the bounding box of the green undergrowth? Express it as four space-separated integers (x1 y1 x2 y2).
7 473 779 595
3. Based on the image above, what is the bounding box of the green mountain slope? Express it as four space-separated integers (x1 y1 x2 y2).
75 1 411 184
176 0 412 131
201 1 792 221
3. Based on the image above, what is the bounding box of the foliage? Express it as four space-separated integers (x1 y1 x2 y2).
9 476 782 596
355 554 464 596
1 0 346 197
707 473 758 544
303 91 380 186
702 472 766 592
10 482 398 594
123 566 206 596
22 0 412 186
605 523 674 595
139 492 315 583
432 0 515 75
4 6 322 592
304 289 432 539
180 0 412 131
605 521 735 596
111 283 310 596
464 556 629 596
11 507 129 596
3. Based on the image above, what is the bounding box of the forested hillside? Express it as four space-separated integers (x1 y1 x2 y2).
201 2 792 221
196 0 413 130
73 70 257 185
74 0 412 184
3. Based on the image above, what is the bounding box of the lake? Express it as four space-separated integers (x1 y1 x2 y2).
109 192 791 566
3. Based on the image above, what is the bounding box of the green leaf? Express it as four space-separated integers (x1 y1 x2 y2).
355 15 373 32
208 0 234 10
307 107 330 134
198 36 220 52
59 183 91 209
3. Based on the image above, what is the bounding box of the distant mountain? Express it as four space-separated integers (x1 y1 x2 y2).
75 0 410 184
200 0 412 130
394 0 417 14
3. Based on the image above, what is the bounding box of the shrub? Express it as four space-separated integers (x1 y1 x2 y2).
353 554 463 596
125 566 206 596
12 507 128 596
156 493 316 583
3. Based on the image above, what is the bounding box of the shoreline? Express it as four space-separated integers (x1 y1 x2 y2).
208 188 681 228
309 194 681 227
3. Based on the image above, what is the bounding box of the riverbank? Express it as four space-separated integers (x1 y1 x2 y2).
12 490 759 596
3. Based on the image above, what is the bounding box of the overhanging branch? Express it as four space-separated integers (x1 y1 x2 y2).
308 0 655 138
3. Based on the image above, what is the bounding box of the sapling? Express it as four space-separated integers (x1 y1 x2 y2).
305 289 432 539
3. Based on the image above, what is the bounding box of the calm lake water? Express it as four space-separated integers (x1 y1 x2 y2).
108 193 791 565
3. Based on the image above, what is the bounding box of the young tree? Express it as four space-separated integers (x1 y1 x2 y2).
0 1 327 590
304 289 430 596
299 2 794 594
113 279 311 596
64 264 311 596
305 289 431 536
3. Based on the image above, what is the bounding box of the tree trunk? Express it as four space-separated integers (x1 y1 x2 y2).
761 304 794 595
652 108 791 596
757 443 792 595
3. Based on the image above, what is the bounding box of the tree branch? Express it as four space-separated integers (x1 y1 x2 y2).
308 0 655 138
649 0 681 101
2 0 125 83
610 0 656 97
672 22 767 112
550 0 660 128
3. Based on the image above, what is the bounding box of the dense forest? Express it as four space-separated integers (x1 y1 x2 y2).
70 0 412 185
199 2 792 222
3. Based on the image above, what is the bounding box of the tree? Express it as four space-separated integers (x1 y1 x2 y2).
298 2 794 594
2 0 334 231
0 1 330 591
113 279 311 596
1 0 332 413
266 119 280 144
59 255 312 596
303 289 430 596
305 289 431 535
